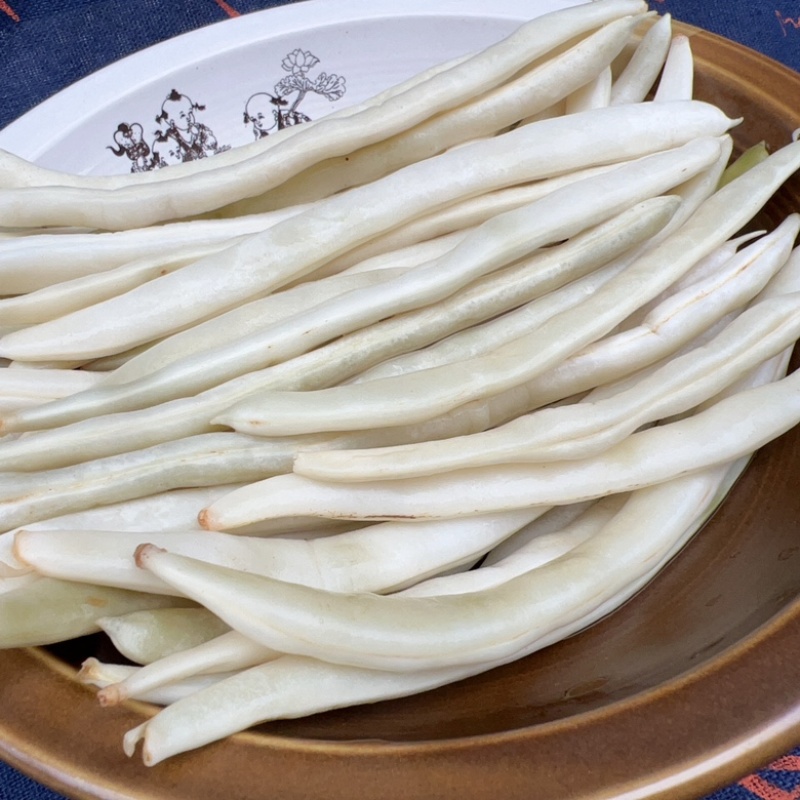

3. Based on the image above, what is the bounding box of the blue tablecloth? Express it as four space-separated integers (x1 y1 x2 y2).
2 1 800 799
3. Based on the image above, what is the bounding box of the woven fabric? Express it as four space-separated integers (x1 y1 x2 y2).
665 0 800 71
1 0 800 798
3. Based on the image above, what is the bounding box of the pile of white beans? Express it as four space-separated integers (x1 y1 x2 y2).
1 0 800 766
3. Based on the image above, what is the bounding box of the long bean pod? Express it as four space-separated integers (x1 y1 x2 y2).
306 163 623 278
0 485 242 576
653 34 694 102
96 268 408 388
14 508 545 595
0 242 237 324
0 206 308 295
610 13 672 104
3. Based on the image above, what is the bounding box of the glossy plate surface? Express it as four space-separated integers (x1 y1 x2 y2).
1 3 800 799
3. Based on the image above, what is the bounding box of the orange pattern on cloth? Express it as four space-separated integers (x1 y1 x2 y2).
775 10 800 36
0 1 20 22
213 0 241 17
738 755 800 799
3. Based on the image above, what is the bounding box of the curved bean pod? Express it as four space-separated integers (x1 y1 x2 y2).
15 508 545 596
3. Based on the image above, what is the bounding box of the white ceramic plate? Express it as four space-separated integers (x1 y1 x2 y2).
0 0 583 176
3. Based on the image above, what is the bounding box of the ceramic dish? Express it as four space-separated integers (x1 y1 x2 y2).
0 0 582 173
1 3 800 799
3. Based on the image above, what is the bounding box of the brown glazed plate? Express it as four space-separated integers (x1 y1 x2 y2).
1 4 800 800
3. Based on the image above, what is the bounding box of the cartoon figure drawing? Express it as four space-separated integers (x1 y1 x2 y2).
154 89 231 163
243 49 346 139
107 49 345 170
106 122 162 173
243 92 292 139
